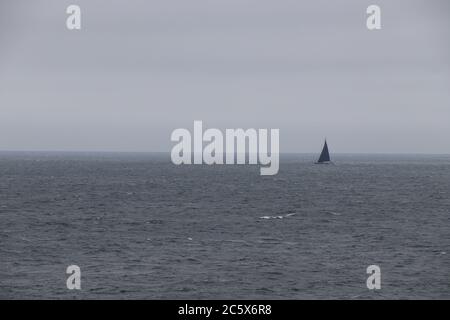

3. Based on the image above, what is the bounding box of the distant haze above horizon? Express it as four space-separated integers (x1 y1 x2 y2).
1 0 449 153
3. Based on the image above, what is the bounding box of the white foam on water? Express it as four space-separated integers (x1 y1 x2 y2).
259 212 297 220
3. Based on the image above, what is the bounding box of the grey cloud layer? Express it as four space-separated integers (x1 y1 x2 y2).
0 0 449 152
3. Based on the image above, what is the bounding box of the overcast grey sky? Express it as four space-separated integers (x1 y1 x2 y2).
0 0 449 153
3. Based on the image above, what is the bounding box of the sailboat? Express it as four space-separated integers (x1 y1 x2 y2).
315 139 331 164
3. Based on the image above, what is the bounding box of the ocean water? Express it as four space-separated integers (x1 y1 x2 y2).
0 152 449 299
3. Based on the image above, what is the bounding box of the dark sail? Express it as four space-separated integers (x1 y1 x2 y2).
317 140 330 163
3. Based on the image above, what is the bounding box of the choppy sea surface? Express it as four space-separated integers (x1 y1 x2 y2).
1 152 449 299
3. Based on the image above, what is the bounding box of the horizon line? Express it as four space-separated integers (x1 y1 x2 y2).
1 149 450 156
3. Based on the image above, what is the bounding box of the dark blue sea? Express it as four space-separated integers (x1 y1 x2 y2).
1 152 449 299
